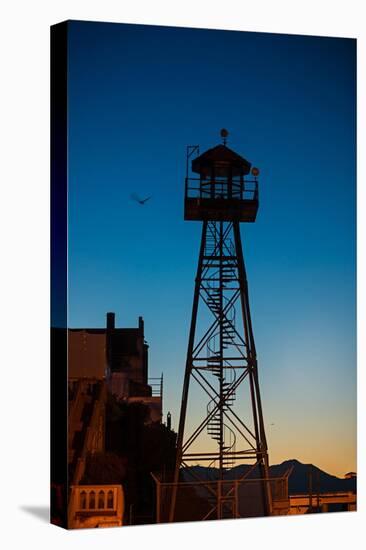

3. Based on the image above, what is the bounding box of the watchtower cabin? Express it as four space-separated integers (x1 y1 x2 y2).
184 131 259 223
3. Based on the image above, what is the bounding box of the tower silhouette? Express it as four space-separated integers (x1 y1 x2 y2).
170 130 272 521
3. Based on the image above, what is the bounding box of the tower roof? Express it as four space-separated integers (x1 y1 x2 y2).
192 144 251 176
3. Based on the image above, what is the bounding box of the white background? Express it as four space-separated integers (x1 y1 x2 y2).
0 1 364 548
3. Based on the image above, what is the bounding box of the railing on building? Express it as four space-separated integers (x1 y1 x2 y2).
126 374 163 423
148 373 163 397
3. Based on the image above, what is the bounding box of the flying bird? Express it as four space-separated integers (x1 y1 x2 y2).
131 193 152 205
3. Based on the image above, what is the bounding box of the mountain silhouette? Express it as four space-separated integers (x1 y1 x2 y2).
182 459 356 495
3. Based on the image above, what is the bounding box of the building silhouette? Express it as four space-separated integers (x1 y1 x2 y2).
67 312 163 527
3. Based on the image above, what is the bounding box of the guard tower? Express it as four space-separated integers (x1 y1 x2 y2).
169 130 272 522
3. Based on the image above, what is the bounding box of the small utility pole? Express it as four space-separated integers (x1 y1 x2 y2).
308 465 313 513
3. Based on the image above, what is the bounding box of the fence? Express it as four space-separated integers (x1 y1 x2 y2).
152 474 289 523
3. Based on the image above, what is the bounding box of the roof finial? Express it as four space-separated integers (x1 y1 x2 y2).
220 128 229 146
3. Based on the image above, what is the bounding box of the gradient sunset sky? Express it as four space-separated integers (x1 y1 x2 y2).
66 21 356 477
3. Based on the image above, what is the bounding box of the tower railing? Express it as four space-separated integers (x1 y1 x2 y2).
185 177 258 201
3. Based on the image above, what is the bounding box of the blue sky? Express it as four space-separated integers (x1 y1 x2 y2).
67 21 356 476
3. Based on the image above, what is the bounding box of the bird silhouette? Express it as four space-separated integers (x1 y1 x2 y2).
131 193 152 205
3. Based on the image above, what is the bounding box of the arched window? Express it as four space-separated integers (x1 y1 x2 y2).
89 490 96 509
98 490 105 509
107 490 114 508
80 491 87 510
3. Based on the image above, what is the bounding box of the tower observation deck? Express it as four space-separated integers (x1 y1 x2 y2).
184 139 259 222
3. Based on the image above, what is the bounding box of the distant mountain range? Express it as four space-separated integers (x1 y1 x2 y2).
182 459 357 495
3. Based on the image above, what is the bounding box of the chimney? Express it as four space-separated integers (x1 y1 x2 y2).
138 316 144 335
106 312 115 330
